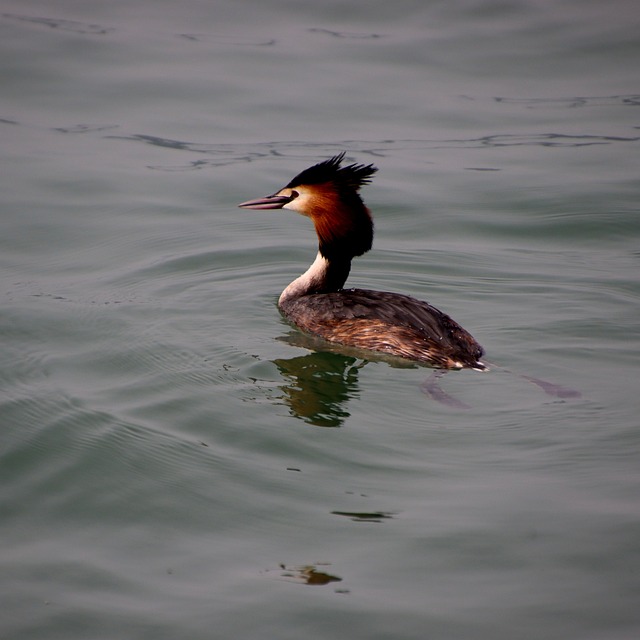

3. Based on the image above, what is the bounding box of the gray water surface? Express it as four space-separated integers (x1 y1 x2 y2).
2 1 640 639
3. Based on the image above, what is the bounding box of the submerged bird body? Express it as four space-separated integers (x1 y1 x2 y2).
239 153 485 370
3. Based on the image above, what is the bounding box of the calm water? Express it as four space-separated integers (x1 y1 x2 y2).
2 1 640 638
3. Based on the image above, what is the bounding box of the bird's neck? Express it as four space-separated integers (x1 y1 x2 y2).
278 251 351 306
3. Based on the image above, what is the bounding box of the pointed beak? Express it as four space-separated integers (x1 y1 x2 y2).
238 194 292 210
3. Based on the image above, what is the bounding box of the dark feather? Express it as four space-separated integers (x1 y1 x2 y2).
286 152 378 191
280 289 485 369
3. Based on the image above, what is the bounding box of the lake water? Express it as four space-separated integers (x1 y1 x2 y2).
2 1 639 638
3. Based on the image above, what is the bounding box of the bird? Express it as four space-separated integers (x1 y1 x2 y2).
239 152 485 371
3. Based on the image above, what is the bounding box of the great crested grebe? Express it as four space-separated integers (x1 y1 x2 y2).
239 153 485 371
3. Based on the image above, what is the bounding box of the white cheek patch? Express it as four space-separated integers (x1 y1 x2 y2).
283 190 313 215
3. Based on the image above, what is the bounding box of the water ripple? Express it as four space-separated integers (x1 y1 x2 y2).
2 12 278 46
100 132 640 171
2 12 114 35
3 114 637 172
494 95 640 108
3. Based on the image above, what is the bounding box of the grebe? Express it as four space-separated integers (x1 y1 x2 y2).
239 153 485 370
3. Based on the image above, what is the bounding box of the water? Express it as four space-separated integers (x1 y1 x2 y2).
2 1 639 638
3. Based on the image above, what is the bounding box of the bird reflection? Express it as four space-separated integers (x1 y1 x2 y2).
273 332 365 427
272 330 462 426
278 563 343 586
272 332 580 426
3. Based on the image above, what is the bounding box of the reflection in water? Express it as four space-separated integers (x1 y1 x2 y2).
331 510 394 523
420 370 472 410
272 333 580 425
273 334 365 427
277 563 343 586
273 331 472 424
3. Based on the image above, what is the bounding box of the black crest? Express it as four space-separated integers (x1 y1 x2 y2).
286 152 378 191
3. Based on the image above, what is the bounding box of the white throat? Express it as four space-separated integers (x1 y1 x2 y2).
278 252 330 307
